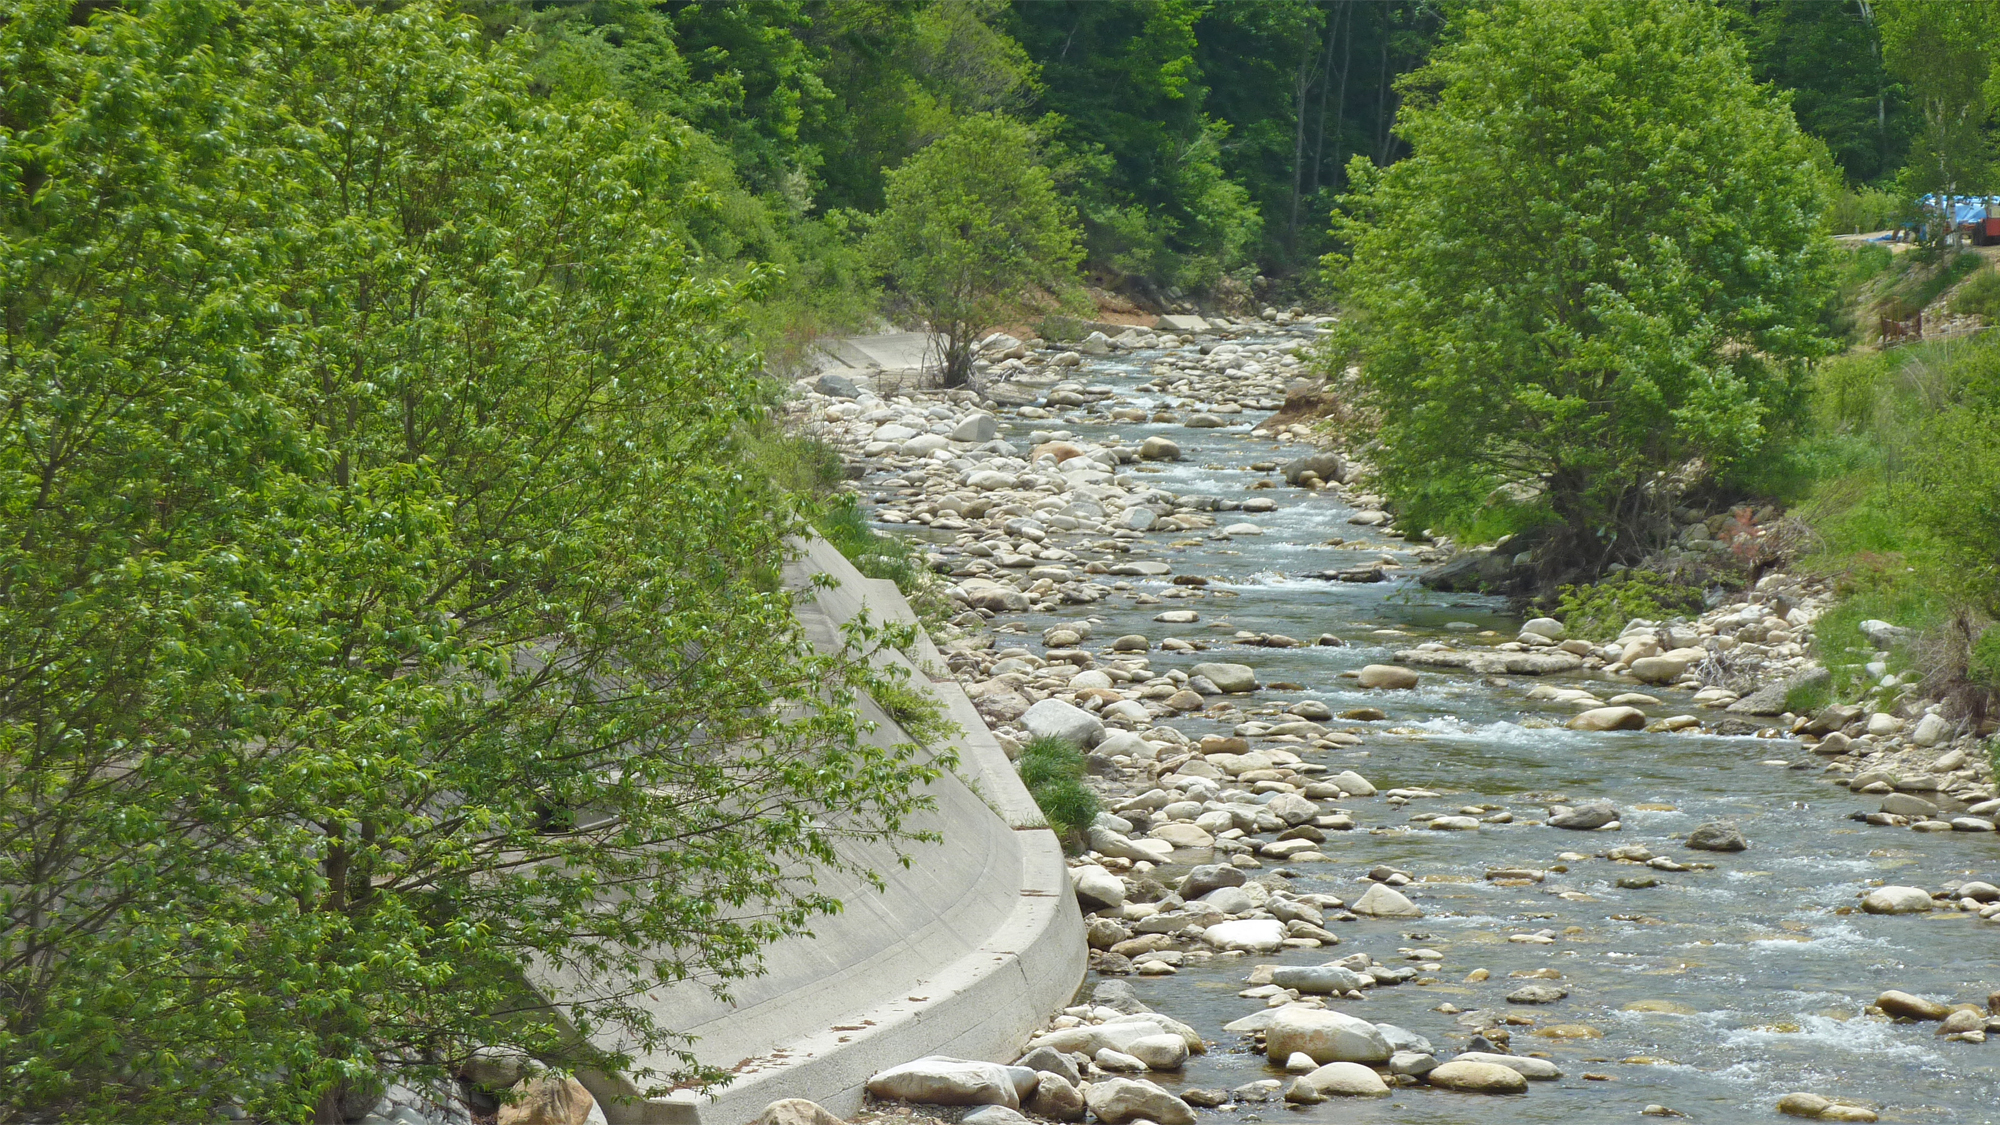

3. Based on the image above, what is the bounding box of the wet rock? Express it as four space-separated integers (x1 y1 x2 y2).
1627 656 1688 685
1938 1008 1986 1036
1270 965 1371 994
1860 887 1933 915
1138 436 1181 461
867 1057 1021 1108
1281 452 1346 485
1389 1051 1439 1076
1875 990 1951 1021
1548 800 1620 830
1519 617 1566 641
1568 706 1646 732
1685 821 1748 852
1264 1006 1393 1064
1357 664 1419 689
1777 1093 1831 1118
1879 793 1937 819
1328 770 1377 796
1180 1089 1230 1109
1300 1061 1389 1097
1452 1053 1561 1080
1082 1078 1194 1125
1071 865 1126 910
1191 662 1258 693
1506 984 1568 1004
1426 1060 1528 1094
1351 884 1421 917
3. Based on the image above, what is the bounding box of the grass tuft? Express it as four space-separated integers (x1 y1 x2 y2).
1017 735 1099 850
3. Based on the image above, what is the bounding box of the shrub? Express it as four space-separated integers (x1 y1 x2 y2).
1784 677 1832 715
1017 735 1099 850
871 678 960 748
1970 626 2000 692
1951 267 2000 321
1553 571 1707 641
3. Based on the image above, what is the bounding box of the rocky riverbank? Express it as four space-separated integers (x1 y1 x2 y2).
784 316 2000 1125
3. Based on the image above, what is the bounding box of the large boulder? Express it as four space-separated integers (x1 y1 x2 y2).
1082 1078 1194 1125
1300 1062 1388 1097
1861 886 1933 915
1357 664 1419 689
1351 884 1420 917
1548 800 1619 830
497 1076 597 1125
1876 990 1952 1021
1281 452 1347 486
952 413 998 443
1686 821 1748 852
1427 1060 1528 1094
1027 1073 1085 1121
1451 1053 1561 1080
1270 965 1371 994
1070 865 1126 911
755 1101 845 1125
1202 919 1288 952
1021 699 1104 747
1139 436 1181 461
1568 706 1646 732
1191 662 1258 693
1627 656 1689 684
1263 1006 1392 1065
1179 863 1246 899
867 1058 1021 1108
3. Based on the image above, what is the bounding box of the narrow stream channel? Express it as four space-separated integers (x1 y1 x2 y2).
862 336 1998 1123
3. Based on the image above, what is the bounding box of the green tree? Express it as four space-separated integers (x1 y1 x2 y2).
1727 0 1912 186
0 3 937 1120
1880 0 1995 249
1329 0 1837 576
867 113 1081 386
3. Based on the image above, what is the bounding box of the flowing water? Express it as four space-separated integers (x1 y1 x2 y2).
867 338 1999 1122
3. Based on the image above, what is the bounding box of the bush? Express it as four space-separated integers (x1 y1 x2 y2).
1827 187 1907 235
1017 735 1099 850
1553 571 1707 641
1967 626 2000 692
1951 267 2000 321
1785 677 1832 715
870 677 960 748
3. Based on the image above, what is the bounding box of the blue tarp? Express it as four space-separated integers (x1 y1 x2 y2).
1919 194 2000 225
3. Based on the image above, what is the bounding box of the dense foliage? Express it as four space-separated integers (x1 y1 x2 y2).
0 3 938 1119
1330 0 1838 575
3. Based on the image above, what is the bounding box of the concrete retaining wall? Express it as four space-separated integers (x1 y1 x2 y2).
573 535 1085 1124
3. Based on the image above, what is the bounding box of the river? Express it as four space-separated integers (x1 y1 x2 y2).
857 332 1998 1123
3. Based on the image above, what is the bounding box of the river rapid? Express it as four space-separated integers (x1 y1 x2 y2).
850 333 1999 1123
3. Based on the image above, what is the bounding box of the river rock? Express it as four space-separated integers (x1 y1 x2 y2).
1876 990 1951 1020
1328 770 1377 796
867 1057 1021 1108
1301 1062 1389 1097
1938 1008 1986 1035
1083 1078 1194 1125
952 413 997 442
1264 1007 1393 1064
962 1106 1030 1125
1507 984 1568 1004
1628 656 1689 684
1071 865 1126 910
1685 821 1748 852
1281 453 1346 485
1027 1074 1085 1121
1880 793 1937 819
1139 436 1181 461
1389 1051 1439 1076
498 1076 596 1125
1192 662 1258 693
755 1099 845 1125
1204 919 1288 952
1569 706 1646 731
1548 800 1619 830
1861 886 1933 915
1520 617 1566 641
1270 965 1371 994
1911 713 1951 747
1777 1092 1830 1118
1179 863 1246 899
1021 699 1104 747
1452 1053 1560 1080
1357 664 1420 689
1351 883 1420 917
1016 1047 1081 1085
1427 1060 1528 1094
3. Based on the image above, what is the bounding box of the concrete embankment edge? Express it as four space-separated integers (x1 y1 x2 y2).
580 534 1086 1124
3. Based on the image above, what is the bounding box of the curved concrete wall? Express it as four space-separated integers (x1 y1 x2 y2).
567 535 1085 1125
